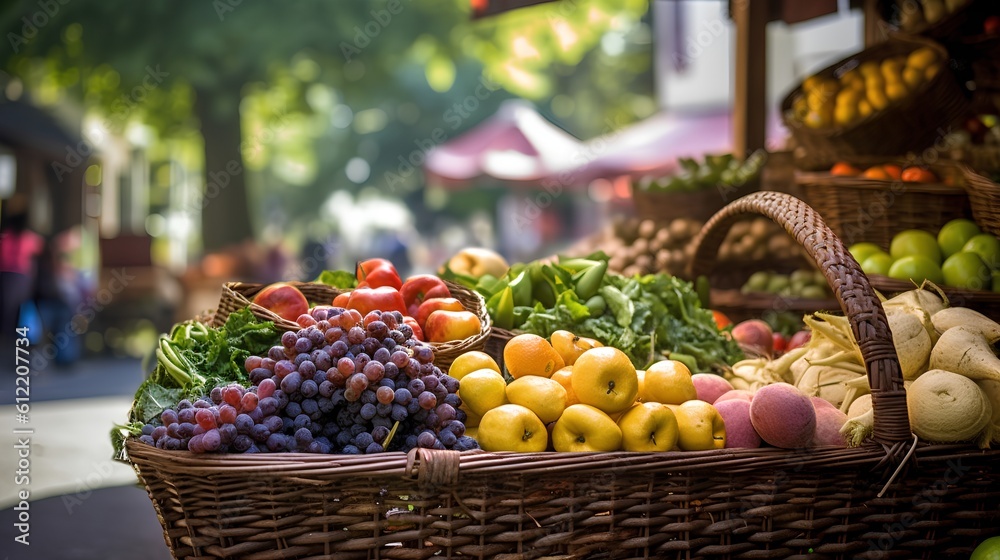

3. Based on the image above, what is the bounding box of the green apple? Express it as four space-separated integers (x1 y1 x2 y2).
888 255 945 285
849 242 885 264
963 234 1000 270
937 219 981 258
942 252 991 290
861 252 894 276
890 230 942 265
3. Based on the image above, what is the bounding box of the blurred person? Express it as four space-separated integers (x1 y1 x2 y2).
297 237 333 281
1 202 44 351
33 232 84 366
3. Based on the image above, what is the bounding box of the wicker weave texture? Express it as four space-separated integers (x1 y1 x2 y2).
793 164 972 249
128 441 1000 560
962 163 1000 238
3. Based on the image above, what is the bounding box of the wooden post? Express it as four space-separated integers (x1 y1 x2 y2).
863 0 887 47
733 0 769 157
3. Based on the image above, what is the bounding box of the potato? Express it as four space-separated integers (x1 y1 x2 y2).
638 220 657 240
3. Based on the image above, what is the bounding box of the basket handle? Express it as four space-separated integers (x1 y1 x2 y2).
688 191 911 446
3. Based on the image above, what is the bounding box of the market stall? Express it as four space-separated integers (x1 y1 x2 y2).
113 1 1000 558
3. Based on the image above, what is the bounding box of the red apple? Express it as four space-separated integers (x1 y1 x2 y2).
346 286 407 316
252 283 309 322
732 319 774 356
416 297 465 330
423 310 482 343
401 274 451 316
356 258 402 290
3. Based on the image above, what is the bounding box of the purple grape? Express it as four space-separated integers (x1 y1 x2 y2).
363 361 385 383
202 429 222 451
233 434 253 452
282 331 297 348
418 392 437 410
407 378 425 395
295 337 313 353
210 387 223 404
300 379 319 398
298 360 317 377
417 431 437 449
360 403 377 420
235 414 254 434
161 409 179 425
264 415 283 434
391 404 408 422
354 432 374 449
268 345 285 361
251 424 270 443
266 433 288 452
275 360 295 378
281 372 303 394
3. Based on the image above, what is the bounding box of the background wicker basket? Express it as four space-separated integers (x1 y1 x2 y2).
631 176 759 225
794 159 972 248
212 280 491 372
781 35 970 169
877 0 991 41
961 161 1000 237
127 193 999 560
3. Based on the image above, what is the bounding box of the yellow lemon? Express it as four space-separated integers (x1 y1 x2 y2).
506 376 568 424
459 369 508 417
449 351 500 380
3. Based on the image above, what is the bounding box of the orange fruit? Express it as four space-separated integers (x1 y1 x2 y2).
861 166 891 180
551 366 581 406
711 310 732 330
901 166 939 183
882 164 903 180
830 162 861 176
503 333 563 379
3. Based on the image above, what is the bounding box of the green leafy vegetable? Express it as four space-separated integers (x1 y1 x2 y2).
515 263 742 372
315 270 358 289
113 308 281 458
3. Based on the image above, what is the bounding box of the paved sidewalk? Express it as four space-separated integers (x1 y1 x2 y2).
0 485 173 560
0 396 139 509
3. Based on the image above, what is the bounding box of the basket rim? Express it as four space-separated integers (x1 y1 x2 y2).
125 437 998 479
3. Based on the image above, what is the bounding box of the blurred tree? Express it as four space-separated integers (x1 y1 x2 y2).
1 0 651 252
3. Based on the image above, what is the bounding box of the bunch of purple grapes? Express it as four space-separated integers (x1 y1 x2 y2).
139 306 478 454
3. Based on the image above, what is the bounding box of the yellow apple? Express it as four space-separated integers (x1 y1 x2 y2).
505 376 567 424
550 366 580 406
674 400 726 451
445 247 510 279
642 360 697 405
459 369 508 417
550 330 604 366
460 403 482 428
552 404 623 452
617 402 679 452
477 404 547 452
571 347 639 414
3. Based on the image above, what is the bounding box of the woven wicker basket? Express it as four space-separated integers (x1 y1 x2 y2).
127 192 999 560
781 35 969 169
631 176 759 225
879 0 989 40
794 159 972 248
961 161 1000 237
212 280 491 372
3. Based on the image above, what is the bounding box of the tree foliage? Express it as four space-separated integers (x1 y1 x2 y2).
1 0 653 249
